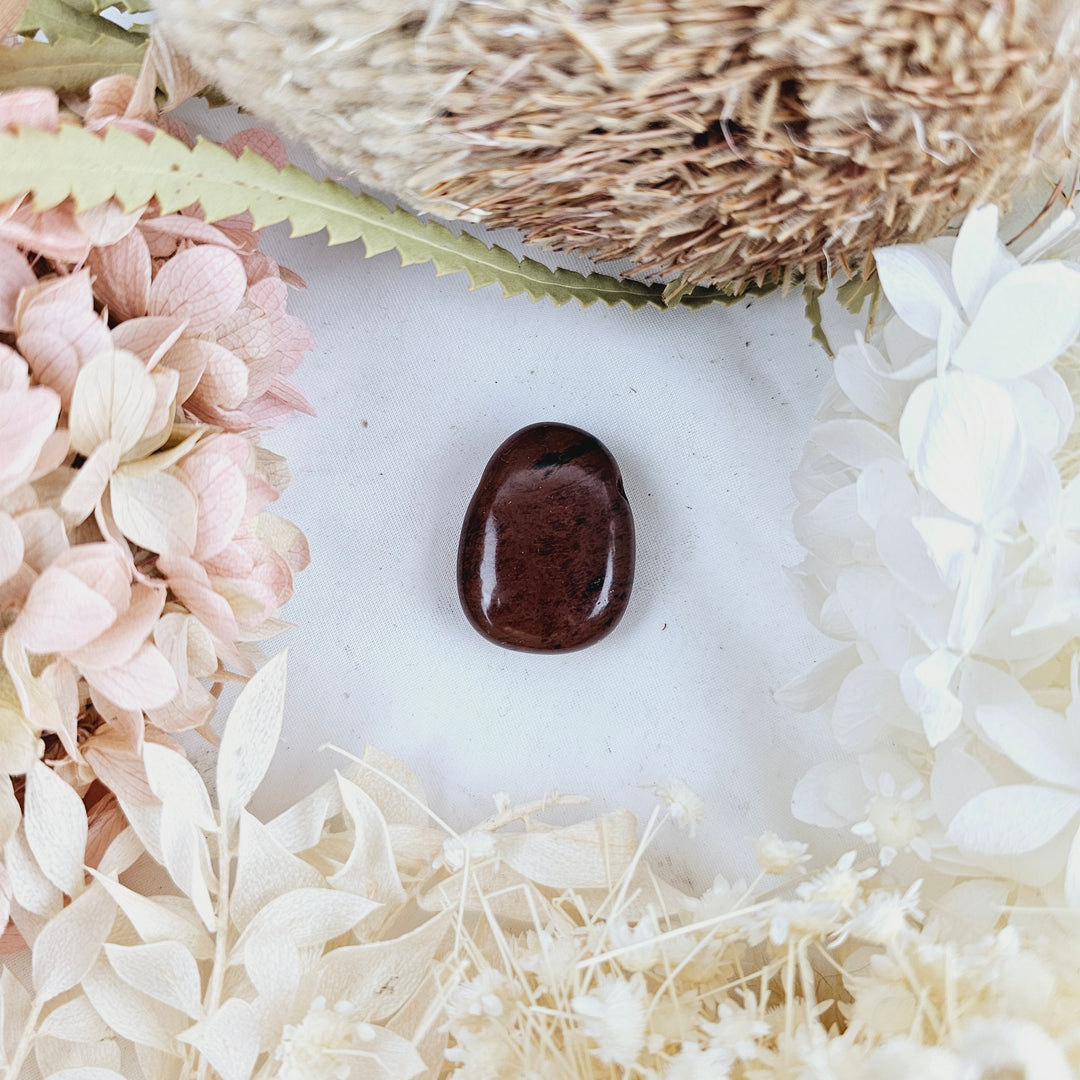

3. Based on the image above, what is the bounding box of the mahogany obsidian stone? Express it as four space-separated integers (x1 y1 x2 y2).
457 423 635 652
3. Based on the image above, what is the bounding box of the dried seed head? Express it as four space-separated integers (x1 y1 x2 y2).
156 0 1079 289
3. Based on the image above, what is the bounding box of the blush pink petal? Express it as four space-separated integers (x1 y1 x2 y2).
76 200 145 247
186 341 249 410
0 200 91 263
267 377 315 415
214 306 274 366
13 566 118 653
160 338 228 405
89 691 144 753
148 244 246 333
201 542 253 579
55 542 132 613
183 401 252 433
254 513 310 573
157 553 241 646
29 429 71 483
223 127 288 169
0 344 28 390
16 272 114 406
0 513 22 586
145 677 216 733
84 738 154 806
0 88 59 132
68 583 166 670
179 451 247 561
111 316 188 369
82 641 179 711
139 215 239 249
17 508 67 573
88 227 151 321
0 239 34 333
0 385 60 496
85 75 139 123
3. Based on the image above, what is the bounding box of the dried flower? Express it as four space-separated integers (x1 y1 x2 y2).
654 777 705 837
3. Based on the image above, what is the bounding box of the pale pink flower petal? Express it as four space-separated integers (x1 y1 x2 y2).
69 583 166 670
179 448 247 561
186 340 249 411
0 88 59 132
139 214 238 249
0 199 92 263
157 554 241 649
76 200 145 247
0 384 60 497
17 508 68 572
0 239 35 333
148 31 207 111
145 678 216 733
89 691 144 752
82 641 179 711
111 316 187 369
13 566 118 653
223 127 288 169
88 226 151 321
0 344 28 391
266 376 315 416
0 512 23 586
53 543 131 614
29 429 70 483
253 513 309 573
160 338 217 404
148 245 246 333
85 75 140 124
16 271 114 406
83 738 154 806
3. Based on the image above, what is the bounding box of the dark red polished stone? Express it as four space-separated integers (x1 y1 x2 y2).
457 423 635 652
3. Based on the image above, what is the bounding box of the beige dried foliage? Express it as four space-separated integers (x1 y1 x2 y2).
154 0 1080 290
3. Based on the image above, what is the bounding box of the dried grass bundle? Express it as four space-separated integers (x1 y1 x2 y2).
155 0 1080 290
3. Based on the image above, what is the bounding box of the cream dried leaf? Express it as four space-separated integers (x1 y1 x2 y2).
25 760 89 897
104 940 203 1019
216 649 288 828
32 881 115 1001
177 997 259 1080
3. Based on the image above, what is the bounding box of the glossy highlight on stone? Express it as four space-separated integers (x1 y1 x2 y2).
457 423 635 652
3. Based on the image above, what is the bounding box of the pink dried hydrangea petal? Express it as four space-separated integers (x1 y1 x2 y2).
223 127 288 169
14 566 118 654
0 200 91 263
0 239 35 333
81 640 179 712
17 508 68 573
183 339 249 410
85 75 139 123
68 583 166 670
0 88 59 132
145 677 216 733
111 316 188 369
83 737 154 806
139 215 239 249
76 201 145 247
148 245 246 333
179 449 248 562
56 543 132 614
253 513 309 573
157 553 241 648
88 226 151 322
0 384 60 496
0 344 28 391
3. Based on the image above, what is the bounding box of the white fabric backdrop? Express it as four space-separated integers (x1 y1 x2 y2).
180 101 851 890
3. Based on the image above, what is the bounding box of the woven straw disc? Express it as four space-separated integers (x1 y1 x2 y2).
156 0 1080 288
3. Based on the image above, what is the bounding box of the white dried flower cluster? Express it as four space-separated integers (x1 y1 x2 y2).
1 653 1078 1078
784 201 1080 902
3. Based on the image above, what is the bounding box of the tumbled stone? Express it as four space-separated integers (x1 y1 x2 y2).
457 423 635 652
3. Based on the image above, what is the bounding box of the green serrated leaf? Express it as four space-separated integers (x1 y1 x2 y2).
0 123 728 311
803 285 833 357
48 0 152 12
0 34 146 92
17 0 141 43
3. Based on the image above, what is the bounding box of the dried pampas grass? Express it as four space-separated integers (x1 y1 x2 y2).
154 0 1079 291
